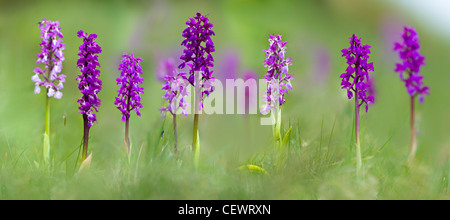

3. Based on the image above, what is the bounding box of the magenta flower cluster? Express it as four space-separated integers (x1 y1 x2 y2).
32 18 66 99
394 26 429 102
115 53 145 122
340 34 375 112
76 30 103 128
159 62 190 117
178 12 215 110
261 34 294 115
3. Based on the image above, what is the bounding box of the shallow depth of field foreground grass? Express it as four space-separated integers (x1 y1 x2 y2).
1 0 450 199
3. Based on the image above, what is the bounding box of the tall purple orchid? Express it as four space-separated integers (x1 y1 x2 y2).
33 18 66 163
33 18 66 99
341 34 375 112
179 12 215 166
160 66 190 118
115 53 145 154
340 34 375 173
76 30 102 161
179 12 215 110
261 35 293 115
394 26 429 161
261 34 293 144
160 59 190 154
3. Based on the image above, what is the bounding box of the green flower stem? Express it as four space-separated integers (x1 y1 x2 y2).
275 108 282 144
192 71 201 168
173 113 178 154
272 107 282 148
43 45 53 165
193 113 200 168
124 88 132 155
125 117 130 154
43 95 50 164
355 88 362 174
272 81 282 148
82 114 90 162
409 95 417 162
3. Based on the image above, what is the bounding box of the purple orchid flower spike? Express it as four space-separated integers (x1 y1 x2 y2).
261 34 294 116
76 30 102 161
179 12 216 111
394 26 428 161
33 18 66 99
340 34 375 174
33 18 66 163
340 34 375 113
394 26 429 102
261 34 294 147
115 52 145 154
160 59 190 154
160 68 190 118
179 12 215 167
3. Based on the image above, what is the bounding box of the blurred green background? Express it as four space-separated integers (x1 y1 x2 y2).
1 0 450 199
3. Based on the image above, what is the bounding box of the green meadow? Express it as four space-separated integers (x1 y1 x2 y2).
0 0 450 199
